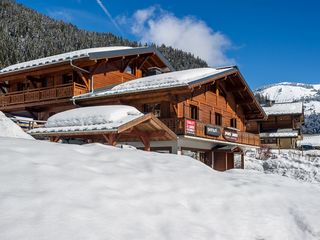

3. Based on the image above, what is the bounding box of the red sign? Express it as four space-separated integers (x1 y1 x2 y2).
223 129 239 142
185 119 196 135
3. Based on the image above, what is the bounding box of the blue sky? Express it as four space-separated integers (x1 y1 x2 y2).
16 0 320 89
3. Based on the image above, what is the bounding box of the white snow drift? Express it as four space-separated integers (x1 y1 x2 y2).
0 111 33 139
1 137 320 240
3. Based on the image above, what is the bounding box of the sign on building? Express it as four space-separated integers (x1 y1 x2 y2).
185 119 196 135
223 128 239 142
205 125 221 137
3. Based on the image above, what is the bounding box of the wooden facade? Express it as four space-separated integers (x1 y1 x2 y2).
0 47 172 119
75 70 264 148
72 67 266 171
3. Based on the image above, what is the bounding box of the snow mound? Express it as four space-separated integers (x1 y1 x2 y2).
0 112 33 139
245 150 320 183
1 138 320 240
45 105 143 128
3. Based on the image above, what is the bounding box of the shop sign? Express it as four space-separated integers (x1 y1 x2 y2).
185 119 196 135
205 125 221 137
223 128 239 142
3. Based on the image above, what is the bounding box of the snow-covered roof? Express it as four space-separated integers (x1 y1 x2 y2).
260 129 299 138
29 105 143 134
74 67 236 100
297 134 320 147
0 46 174 74
263 102 303 116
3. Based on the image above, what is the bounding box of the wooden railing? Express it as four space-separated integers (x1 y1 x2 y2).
0 83 87 108
160 117 261 146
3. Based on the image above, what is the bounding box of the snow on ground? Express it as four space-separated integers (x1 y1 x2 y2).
1 137 320 240
0 111 33 139
245 149 320 183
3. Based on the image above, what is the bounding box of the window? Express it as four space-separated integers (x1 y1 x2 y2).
215 113 222 126
143 103 161 117
62 74 73 84
17 82 25 91
190 105 199 120
230 118 237 128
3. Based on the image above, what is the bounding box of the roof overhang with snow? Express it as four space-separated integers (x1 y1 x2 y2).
260 129 299 138
0 46 174 78
262 102 303 116
73 66 266 121
29 109 177 143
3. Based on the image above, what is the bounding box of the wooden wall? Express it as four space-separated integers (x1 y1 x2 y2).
176 83 246 131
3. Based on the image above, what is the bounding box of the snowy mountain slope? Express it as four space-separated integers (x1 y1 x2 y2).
255 82 320 103
1 137 320 240
255 82 320 133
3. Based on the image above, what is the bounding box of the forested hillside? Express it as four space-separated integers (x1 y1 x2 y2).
0 0 207 70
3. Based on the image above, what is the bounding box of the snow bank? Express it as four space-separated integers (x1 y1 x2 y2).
1 137 320 240
245 150 320 183
0 112 33 139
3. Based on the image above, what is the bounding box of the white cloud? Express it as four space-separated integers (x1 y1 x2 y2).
120 6 234 67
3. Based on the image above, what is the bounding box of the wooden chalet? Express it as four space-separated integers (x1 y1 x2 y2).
72 67 266 171
247 101 304 149
0 46 173 120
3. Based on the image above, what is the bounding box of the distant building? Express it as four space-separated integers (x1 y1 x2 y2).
248 101 304 149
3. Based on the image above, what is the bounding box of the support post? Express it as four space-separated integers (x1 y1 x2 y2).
139 135 150 151
225 152 228 171
241 153 244 169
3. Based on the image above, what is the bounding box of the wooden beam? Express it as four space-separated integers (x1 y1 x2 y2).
49 136 60 142
226 85 247 93
102 133 119 146
90 59 106 74
75 71 89 90
139 135 150 151
137 54 152 69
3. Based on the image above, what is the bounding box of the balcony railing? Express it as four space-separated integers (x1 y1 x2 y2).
160 117 260 146
0 83 87 108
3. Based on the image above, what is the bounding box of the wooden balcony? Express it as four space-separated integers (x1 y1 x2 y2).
0 83 87 110
160 117 261 146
